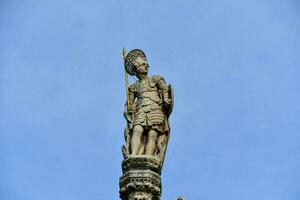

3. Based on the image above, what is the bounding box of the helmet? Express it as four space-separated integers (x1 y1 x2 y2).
124 49 147 76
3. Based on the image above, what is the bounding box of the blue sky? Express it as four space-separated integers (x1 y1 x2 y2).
1 0 300 199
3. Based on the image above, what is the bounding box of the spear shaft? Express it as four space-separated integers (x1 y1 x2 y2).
122 48 129 108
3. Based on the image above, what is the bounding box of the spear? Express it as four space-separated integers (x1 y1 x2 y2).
122 48 129 109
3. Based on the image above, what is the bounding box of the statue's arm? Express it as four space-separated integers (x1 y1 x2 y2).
127 84 135 112
156 76 171 105
123 84 135 125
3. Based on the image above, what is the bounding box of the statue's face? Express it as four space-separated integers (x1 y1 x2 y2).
134 57 148 75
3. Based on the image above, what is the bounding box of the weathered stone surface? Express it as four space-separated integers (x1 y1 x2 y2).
120 49 174 200
122 49 173 164
119 156 161 200
122 155 161 174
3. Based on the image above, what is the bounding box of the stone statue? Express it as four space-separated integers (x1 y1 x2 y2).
119 48 174 200
121 49 173 163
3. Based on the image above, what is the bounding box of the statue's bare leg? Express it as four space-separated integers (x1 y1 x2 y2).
131 125 143 156
146 129 158 156
157 134 166 161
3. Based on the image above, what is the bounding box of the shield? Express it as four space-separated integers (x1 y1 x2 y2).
166 84 174 118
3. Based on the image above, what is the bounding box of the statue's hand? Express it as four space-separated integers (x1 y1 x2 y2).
126 108 133 115
125 102 133 113
124 103 134 123
163 98 171 106
163 99 171 110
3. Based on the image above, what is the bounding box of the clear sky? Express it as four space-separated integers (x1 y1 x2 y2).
1 0 300 199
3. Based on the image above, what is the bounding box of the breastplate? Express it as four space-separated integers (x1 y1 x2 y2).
136 79 161 109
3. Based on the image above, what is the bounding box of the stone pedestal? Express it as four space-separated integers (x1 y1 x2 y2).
119 156 162 200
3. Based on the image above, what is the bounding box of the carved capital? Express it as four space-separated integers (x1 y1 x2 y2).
120 156 162 200
122 155 161 174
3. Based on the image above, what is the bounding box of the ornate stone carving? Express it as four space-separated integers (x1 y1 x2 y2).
120 49 174 200
119 156 161 200
121 155 161 174
122 49 173 164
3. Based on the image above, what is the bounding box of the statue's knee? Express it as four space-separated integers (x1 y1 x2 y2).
148 130 157 140
133 125 143 137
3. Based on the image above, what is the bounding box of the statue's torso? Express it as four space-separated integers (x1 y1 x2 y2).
132 76 164 129
135 78 162 113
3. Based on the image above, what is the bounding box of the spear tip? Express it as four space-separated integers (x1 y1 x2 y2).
122 47 127 60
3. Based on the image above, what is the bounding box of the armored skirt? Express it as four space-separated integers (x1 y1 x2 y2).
129 76 170 133
133 105 165 133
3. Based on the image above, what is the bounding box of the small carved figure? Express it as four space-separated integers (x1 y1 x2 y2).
122 49 173 163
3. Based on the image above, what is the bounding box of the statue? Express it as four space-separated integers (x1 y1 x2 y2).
119 48 174 200
121 48 173 164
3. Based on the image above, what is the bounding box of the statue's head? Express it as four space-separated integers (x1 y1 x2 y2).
133 56 148 76
125 49 148 77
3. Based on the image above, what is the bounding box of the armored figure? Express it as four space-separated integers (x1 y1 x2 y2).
122 49 173 162
119 49 175 200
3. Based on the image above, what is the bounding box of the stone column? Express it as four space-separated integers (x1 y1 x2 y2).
119 156 162 200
